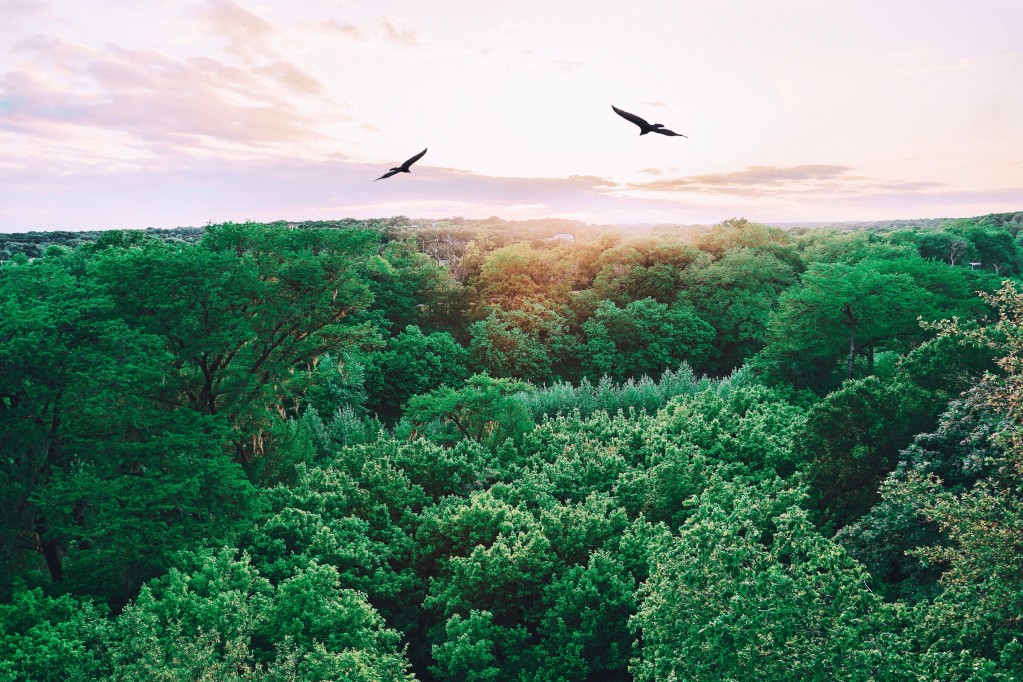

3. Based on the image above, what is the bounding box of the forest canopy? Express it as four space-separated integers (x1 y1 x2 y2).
1 213 1022 680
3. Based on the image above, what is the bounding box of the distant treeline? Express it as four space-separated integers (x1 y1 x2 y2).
5 210 1021 260
0 226 204 259
777 210 1023 232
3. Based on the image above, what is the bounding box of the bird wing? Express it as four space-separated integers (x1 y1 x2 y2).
654 128 687 138
612 105 649 129
374 169 400 181
399 147 428 171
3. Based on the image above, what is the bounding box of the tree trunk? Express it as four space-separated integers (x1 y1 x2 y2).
35 524 63 583
844 304 857 380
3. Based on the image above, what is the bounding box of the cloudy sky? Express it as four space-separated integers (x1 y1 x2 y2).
1 0 1021 231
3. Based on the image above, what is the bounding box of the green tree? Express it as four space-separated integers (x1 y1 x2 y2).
695 217 800 267
800 229 916 264
681 247 796 372
302 351 371 418
797 328 997 533
365 238 465 333
370 326 470 419
0 254 137 587
837 393 1007 602
420 491 658 681
764 260 932 389
475 244 569 308
108 549 413 681
951 221 1023 275
873 282 1023 679
588 238 707 305
0 586 110 681
794 376 939 528
94 223 379 468
580 298 714 380
0 252 255 599
404 374 533 448
469 301 574 383
632 479 905 681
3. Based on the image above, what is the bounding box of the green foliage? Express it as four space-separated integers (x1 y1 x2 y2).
4 217 1021 680
0 586 110 681
801 229 917 264
370 325 470 419
795 376 937 528
837 394 1007 602
893 219 1023 275
94 223 380 467
656 383 807 477
863 281 1023 679
431 610 523 682
580 298 714 380
36 441 256 603
798 332 997 530
518 362 715 419
298 405 384 459
474 243 569 308
107 549 413 681
681 247 797 372
588 237 708 305
243 460 421 607
419 491 660 681
694 217 800 267
404 374 534 448
632 479 905 682
0 251 256 601
469 302 573 383
366 238 460 333
302 352 371 417
764 259 942 390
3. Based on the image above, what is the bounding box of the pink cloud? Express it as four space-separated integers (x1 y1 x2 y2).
1 0 47 26
1 37 339 152
319 17 421 47
622 165 945 198
255 60 324 94
194 0 273 61
636 164 856 189
322 20 366 41
380 18 421 47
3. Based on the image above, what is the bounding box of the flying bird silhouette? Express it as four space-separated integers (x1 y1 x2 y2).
374 148 428 181
612 105 687 137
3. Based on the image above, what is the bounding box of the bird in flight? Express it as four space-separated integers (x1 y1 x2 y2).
374 148 428 181
612 105 687 137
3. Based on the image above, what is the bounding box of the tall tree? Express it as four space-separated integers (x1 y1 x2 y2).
94 223 378 467
764 260 932 389
680 247 796 373
403 374 533 448
371 325 470 419
878 282 1023 678
0 250 255 598
469 302 574 383
580 298 713 381
632 480 904 681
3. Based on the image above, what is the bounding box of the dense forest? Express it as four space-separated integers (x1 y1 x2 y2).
2 213 1023 680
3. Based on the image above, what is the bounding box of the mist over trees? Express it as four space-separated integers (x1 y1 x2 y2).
2 213 1022 680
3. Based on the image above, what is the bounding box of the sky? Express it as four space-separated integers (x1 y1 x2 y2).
1 0 1021 231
